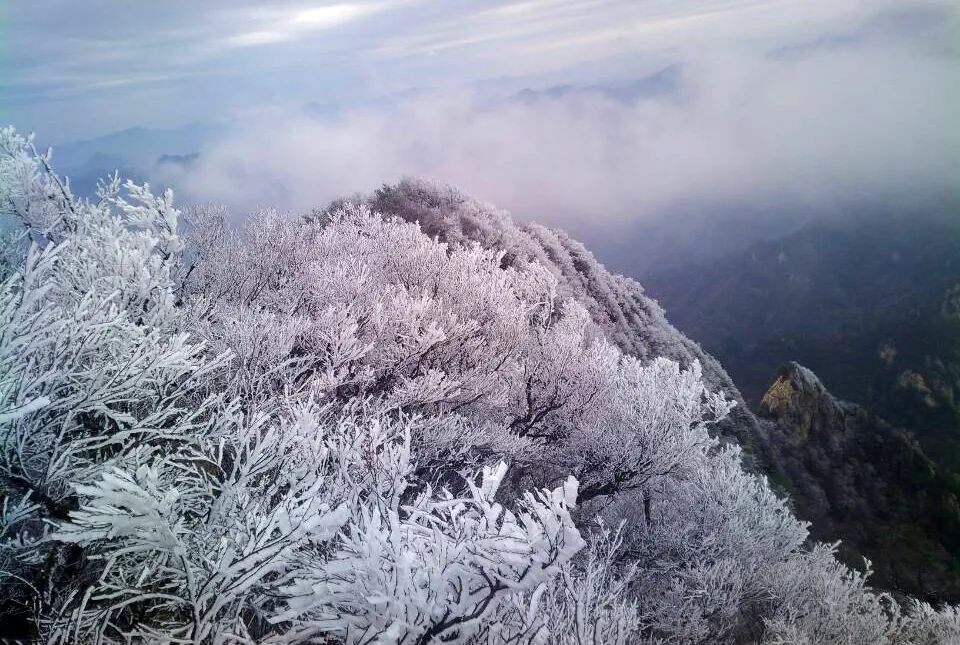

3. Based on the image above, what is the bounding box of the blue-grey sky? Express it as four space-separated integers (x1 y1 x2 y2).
3 1 954 141
2 1 958 234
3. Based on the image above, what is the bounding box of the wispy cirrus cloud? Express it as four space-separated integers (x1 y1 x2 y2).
216 2 396 50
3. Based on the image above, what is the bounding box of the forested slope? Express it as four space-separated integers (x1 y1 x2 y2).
1 132 958 643
356 179 960 603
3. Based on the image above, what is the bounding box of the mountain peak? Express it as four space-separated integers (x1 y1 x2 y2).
759 362 843 441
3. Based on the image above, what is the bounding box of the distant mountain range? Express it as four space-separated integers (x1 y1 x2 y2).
510 64 681 104
45 122 223 199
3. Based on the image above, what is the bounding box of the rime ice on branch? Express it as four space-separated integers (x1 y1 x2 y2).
1 128 958 643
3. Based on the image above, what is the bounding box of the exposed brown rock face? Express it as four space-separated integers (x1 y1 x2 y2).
760 363 840 443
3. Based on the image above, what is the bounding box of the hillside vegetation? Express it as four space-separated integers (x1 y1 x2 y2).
1 128 958 643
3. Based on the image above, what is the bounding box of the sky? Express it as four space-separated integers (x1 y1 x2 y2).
2 0 959 267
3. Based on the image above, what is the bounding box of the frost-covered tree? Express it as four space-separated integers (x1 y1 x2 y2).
482 522 643 645
274 462 583 644
0 127 223 628
0 128 593 645
179 205 732 507
2 127 959 644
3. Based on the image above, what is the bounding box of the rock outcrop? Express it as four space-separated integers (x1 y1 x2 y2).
760 362 844 443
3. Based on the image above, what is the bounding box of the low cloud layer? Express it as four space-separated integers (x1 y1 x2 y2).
161 19 959 235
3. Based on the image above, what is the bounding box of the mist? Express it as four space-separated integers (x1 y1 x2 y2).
156 18 959 269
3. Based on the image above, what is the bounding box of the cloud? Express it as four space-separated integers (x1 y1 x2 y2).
158 10 959 235
7 0 955 261
1 0 410 139
217 3 391 50
6 0 945 142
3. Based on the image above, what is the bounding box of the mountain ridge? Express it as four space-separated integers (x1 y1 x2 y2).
359 179 960 602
